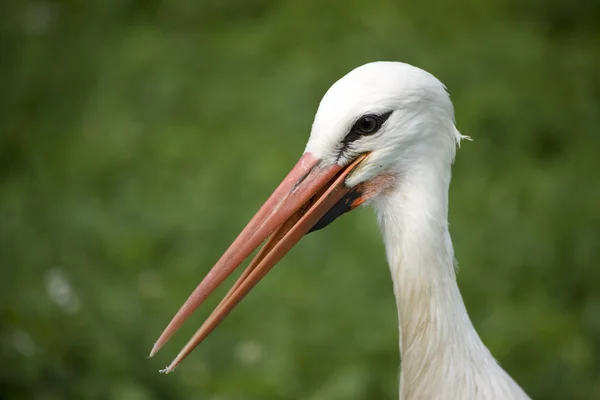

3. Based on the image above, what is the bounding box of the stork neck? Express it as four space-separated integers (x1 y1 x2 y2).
373 162 526 399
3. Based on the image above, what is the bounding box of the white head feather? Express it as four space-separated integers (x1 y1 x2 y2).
306 62 468 187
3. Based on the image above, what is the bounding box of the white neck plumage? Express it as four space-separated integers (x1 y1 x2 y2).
373 157 530 400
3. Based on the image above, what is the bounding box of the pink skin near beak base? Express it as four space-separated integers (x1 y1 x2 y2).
150 153 368 372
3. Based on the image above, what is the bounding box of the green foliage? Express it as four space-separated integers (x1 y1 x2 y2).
1 0 599 399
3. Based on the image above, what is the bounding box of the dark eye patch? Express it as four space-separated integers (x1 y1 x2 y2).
340 111 393 153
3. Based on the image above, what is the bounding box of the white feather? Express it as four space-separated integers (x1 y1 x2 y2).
306 62 529 399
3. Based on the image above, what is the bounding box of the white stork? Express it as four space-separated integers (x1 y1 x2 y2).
150 61 530 399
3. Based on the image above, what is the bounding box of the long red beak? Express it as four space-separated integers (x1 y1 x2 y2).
150 152 368 372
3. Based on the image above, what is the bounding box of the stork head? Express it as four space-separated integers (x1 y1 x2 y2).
305 62 466 229
151 62 466 372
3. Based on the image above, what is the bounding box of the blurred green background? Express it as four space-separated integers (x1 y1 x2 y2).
1 0 600 399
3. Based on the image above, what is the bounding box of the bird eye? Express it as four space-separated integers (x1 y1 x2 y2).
357 116 378 134
341 111 393 150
